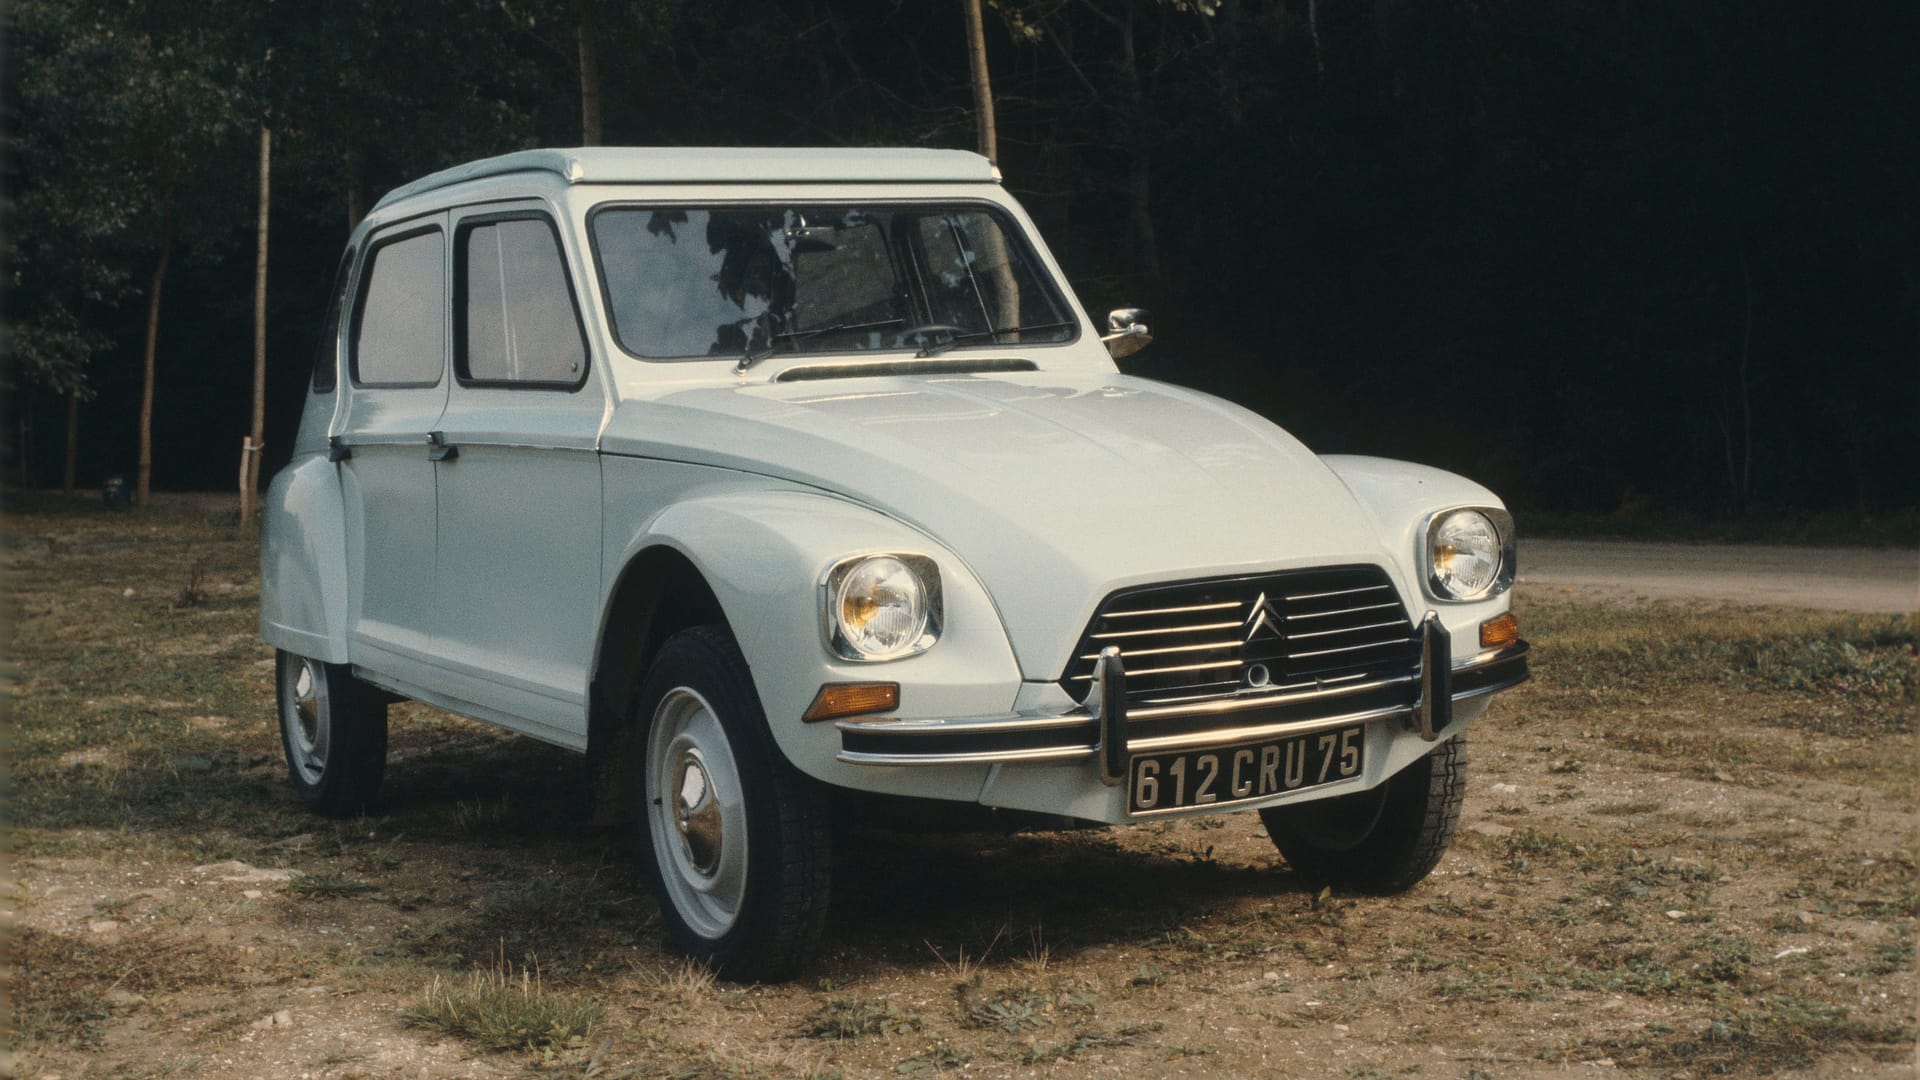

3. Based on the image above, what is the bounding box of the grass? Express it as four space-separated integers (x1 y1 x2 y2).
802 998 926 1039
1598 995 1912 1074
4 496 1914 1076
402 953 601 1052
1523 597 1917 710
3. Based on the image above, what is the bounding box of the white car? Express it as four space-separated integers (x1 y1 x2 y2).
261 147 1529 979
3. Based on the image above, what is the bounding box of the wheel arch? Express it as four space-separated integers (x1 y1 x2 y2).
586 541 729 824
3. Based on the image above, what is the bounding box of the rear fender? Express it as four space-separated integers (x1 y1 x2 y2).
260 454 351 662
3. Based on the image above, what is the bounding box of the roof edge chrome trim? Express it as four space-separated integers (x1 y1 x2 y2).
372 147 1000 212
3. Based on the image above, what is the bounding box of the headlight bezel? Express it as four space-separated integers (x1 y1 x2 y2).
819 552 944 662
1422 506 1516 602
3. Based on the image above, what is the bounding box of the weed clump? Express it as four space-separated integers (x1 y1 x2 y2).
803 997 925 1039
172 558 211 608
403 954 600 1052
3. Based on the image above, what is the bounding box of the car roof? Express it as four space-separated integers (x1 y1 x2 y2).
371 147 1001 212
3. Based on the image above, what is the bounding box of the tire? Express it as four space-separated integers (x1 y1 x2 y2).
1260 735 1466 893
631 626 831 981
275 650 388 818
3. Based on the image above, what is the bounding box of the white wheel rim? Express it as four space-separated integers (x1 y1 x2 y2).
283 658 330 786
646 687 749 938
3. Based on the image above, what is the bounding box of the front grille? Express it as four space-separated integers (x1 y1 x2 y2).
1063 565 1420 707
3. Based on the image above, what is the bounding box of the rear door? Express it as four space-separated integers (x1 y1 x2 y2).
338 218 451 686
431 203 605 746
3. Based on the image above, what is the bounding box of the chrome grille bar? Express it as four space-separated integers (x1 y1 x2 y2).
1091 620 1242 640
1075 638 1243 662
1284 601 1402 621
1286 618 1411 641
1102 601 1241 618
1284 584 1393 602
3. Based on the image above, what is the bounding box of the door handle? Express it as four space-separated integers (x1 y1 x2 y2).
427 431 458 462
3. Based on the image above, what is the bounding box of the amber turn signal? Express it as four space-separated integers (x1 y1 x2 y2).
1479 613 1520 650
802 682 900 722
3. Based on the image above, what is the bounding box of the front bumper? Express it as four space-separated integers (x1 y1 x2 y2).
835 623 1530 769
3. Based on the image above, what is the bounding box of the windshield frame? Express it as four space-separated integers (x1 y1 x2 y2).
584 197 1083 364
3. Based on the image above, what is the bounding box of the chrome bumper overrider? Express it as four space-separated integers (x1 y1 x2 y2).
835 618 1531 768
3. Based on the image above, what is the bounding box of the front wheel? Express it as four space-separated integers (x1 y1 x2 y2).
1260 735 1466 893
632 627 831 981
275 650 387 818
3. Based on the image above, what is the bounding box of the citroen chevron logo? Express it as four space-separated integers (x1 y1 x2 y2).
1243 592 1286 643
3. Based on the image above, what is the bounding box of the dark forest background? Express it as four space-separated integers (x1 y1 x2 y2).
4 0 1915 527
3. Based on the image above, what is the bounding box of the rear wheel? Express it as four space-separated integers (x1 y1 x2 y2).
632 626 831 981
275 650 388 818
1260 735 1466 893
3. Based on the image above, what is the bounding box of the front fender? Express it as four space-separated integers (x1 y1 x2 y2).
601 466 1023 798
260 454 351 662
1321 454 1515 639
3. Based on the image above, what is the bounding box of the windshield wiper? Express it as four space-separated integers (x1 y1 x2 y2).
734 310 786 374
736 339 777 374
951 320 1079 342
740 317 912 374
774 317 903 344
899 323 965 358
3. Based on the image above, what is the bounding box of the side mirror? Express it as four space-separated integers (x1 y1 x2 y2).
1101 307 1153 359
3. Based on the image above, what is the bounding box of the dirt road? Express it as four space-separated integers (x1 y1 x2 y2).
1519 539 1918 614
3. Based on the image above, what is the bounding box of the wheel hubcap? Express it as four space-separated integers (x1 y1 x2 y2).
646 687 748 938
283 658 330 786
674 754 724 874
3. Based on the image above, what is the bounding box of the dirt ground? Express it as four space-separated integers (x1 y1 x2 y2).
4 498 1915 1078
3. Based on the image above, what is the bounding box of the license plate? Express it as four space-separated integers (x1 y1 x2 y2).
1128 724 1366 815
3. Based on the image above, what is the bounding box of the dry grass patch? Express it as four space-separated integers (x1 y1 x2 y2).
403 953 601 1052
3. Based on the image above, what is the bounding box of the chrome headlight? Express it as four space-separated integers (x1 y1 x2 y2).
822 554 942 661
1425 508 1515 601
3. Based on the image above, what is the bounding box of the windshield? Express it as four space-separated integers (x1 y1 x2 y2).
590 203 1077 360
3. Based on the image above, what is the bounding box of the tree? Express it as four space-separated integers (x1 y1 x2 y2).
5 0 247 500
243 124 271 523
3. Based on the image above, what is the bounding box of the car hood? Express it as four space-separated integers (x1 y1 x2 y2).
603 371 1400 678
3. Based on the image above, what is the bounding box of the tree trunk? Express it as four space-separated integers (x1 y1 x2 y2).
17 402 32 488
63 389 79 496
1118 3 1161 287
578 0 604 146
1308 0 1326 80
137 222 174 508
244 125 271 524
961 0 1021 335
1738 257 1754 504
963 0 998 164
346 152 368 232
